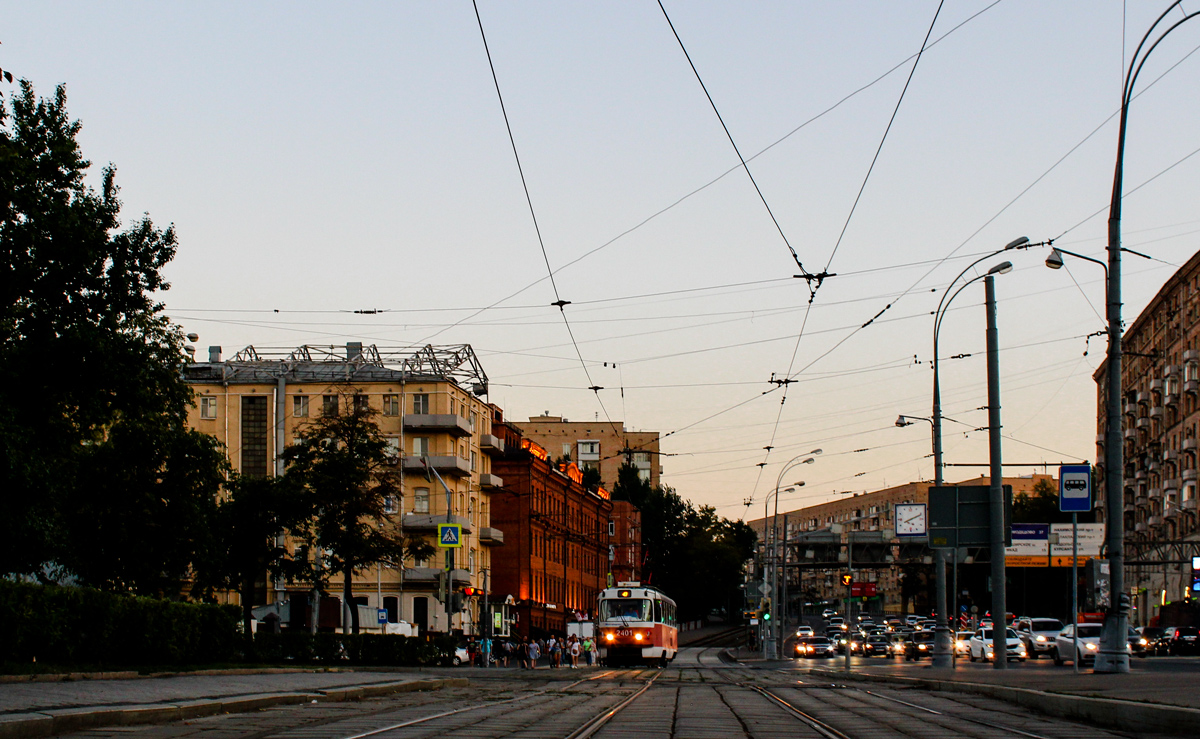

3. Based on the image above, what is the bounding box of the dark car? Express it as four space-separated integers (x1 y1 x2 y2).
1139 626 1168 656
863 635 891 657
795 636 836 658
904 630 936 661
1167 626 1200 655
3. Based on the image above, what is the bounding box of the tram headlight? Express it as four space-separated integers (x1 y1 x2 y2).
605 633 615 642
634 632 644 641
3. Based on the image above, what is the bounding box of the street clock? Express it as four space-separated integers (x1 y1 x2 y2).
894 503 927 537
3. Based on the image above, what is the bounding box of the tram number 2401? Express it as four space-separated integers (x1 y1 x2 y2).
616 629 635 637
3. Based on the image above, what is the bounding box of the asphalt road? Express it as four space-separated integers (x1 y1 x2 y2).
43 648 1183 739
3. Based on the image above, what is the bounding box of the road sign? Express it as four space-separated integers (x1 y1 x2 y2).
438 523 463 548
1050 523 1103 566
1059 464 1092 513
929 485 1013 547
850 582 877 597
377 608 388 625
840 574 853 586
1005 524 1049 567
758 582 771 595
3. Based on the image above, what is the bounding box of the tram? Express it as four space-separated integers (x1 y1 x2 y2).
596 582 678 667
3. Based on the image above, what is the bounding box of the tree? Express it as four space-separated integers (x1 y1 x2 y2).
282 389 430 634
0 80 224 585
192 473 311 643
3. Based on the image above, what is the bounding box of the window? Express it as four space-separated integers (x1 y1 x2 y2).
412 437 430 456
354 394 370 413
384 437 400 462
469 548 475 572
382 394 399 416
638 468 651 481
384 495 398 515
413 393 430 414
199 396 218 419
633 452 650 464
563 443 572 457
470 450 477 471
293 395 309 417
415 487 430 514
323 395 338 417
577 440 600 460
383 596 398 623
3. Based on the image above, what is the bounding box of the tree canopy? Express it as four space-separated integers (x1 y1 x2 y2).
0 81 223 591
612 463 756 621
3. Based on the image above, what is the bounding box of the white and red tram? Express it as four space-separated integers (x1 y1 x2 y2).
596 582 678 667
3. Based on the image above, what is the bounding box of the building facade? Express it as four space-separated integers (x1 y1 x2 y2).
1094 247 1200 624
516 414 661 490
183 342 504 636
489 416 613 638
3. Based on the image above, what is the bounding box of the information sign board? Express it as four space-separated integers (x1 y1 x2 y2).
929 485 1013 548
1050 522 1103 566
1005 523 1049 566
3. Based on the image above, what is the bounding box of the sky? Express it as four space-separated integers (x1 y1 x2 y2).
6 1 1200 519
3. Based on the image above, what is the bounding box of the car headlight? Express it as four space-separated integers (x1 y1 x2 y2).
1035 635 1047 642
1085 643 1097 651
1139 639 1148 646
918 644 927 650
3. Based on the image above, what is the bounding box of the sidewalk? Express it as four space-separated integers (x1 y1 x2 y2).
797 660 1200 736
0 670 467 739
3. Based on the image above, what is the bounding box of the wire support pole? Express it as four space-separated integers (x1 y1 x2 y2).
1097 0 1200 674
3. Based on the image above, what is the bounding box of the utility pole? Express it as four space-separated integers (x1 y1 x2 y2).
985 274 1007 669
778 513 789 660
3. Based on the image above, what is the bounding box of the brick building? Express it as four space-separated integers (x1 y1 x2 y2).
490 414 613 637
516 414 661 490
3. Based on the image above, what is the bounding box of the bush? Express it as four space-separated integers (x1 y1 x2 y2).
0 580 240 668
251 631 448 666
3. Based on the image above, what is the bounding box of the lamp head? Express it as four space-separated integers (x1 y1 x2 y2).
896 415 912 427
1004 236 1030 250
1045 248 1064 270
987 261 1013 275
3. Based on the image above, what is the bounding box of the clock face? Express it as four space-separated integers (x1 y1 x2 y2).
895 504 927 536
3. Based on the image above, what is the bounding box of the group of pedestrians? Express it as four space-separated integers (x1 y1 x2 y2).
508 634 595 669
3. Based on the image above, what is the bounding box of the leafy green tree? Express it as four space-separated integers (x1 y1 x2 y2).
0 80 223 585
192 473 312 643
282 390 431 634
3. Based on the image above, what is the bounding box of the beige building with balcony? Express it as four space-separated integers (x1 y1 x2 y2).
516 414 661 490
183 342 504 636
1094 246 1200 624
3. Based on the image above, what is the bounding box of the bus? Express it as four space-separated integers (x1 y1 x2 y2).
596 583 678 667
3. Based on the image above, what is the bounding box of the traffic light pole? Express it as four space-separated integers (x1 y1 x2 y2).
844 536 852 671
424 457 457 635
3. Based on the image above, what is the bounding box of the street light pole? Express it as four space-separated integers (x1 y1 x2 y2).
929 245 1027 669
985 272 1007 669
763 449 821 660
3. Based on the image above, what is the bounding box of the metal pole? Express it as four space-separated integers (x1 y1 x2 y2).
779 513 789 660
844 534 852 671
1073 513 1079 674
483 568 491 669
985 274 1007 669
931 279 952 669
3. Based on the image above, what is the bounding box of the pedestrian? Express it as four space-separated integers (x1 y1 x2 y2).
502 638 513 667
527 637 540 669
583 635 594 666
519 637 530 669
551 636 562 668
569 636 581 668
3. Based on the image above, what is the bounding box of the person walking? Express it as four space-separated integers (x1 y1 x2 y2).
527 637 540 669
583 635 594 666
569 636 581 668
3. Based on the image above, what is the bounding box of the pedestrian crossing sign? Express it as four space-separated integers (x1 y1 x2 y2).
438 523 463 548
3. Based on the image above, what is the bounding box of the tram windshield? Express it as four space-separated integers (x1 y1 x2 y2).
600 598 652 622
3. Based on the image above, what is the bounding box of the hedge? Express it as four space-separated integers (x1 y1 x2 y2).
252 632 456 666
0 580 241 667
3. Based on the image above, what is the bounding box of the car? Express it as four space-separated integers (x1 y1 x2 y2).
1165 626 1200 655
969 627 1026 662
863 634 892 657
954 630 973 657
836 633 864 655
1139 626 1169 655
453 645 469 666
795 625 814 637
1053 623 1102 666
827 616 844 628
904 614 922 626
1128 627 1149 658
822 609 837 619
1014 617 1064 659
795 636 837 658
904 630 936 661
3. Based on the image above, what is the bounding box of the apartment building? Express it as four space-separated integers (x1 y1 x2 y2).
183 342 504 636
489 415 613 638
517 414 661 490
1094 247 1200 623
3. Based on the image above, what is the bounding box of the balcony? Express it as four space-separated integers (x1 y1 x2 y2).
479 433 506 456
1137 391 1150 404
1185 499 1198 511
1150 406 1164 419
1135 490 1149 505
402 513 473 534
1149 515 1164 527
1124 403 1138 416
1151 378 1164 392
1185 439 1199 452
1164 449 1179 462
1124 502 1137 513
1124 428 1139 440
1135 522 1149 533
403 414 473 438
401 455 471 478
1164 364 1179 378
1165 478 1181 493
1185 350 1199 362
1187 379 1199 395
404 567 472 585
1166 393 1180 408
1185 469 1198 481
1149 486 1163 499
478 526 505 546
1137 417 1152 429
479 473 503 490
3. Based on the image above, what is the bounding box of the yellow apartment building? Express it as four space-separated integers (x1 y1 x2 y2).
183 342 505 637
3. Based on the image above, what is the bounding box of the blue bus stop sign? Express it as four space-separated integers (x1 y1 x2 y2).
1059 464 1091 513
377 608 388 625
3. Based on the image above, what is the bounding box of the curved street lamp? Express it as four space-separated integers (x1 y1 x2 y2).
928 258 1015 668
1094 1 1200 674
762 450 821 659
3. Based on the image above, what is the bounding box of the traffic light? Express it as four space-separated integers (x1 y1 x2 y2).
450 592 465 612
435 571 447 603
841 574 853 586
462 586 482 597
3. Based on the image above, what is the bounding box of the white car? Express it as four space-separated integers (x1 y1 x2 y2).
795 625 814 637
1054 623 1102 666
954 630 973 657
968 627 1026 662
1015 617 1064 659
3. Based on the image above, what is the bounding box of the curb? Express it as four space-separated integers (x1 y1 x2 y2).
803 668 1200 736
0 678 468 739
